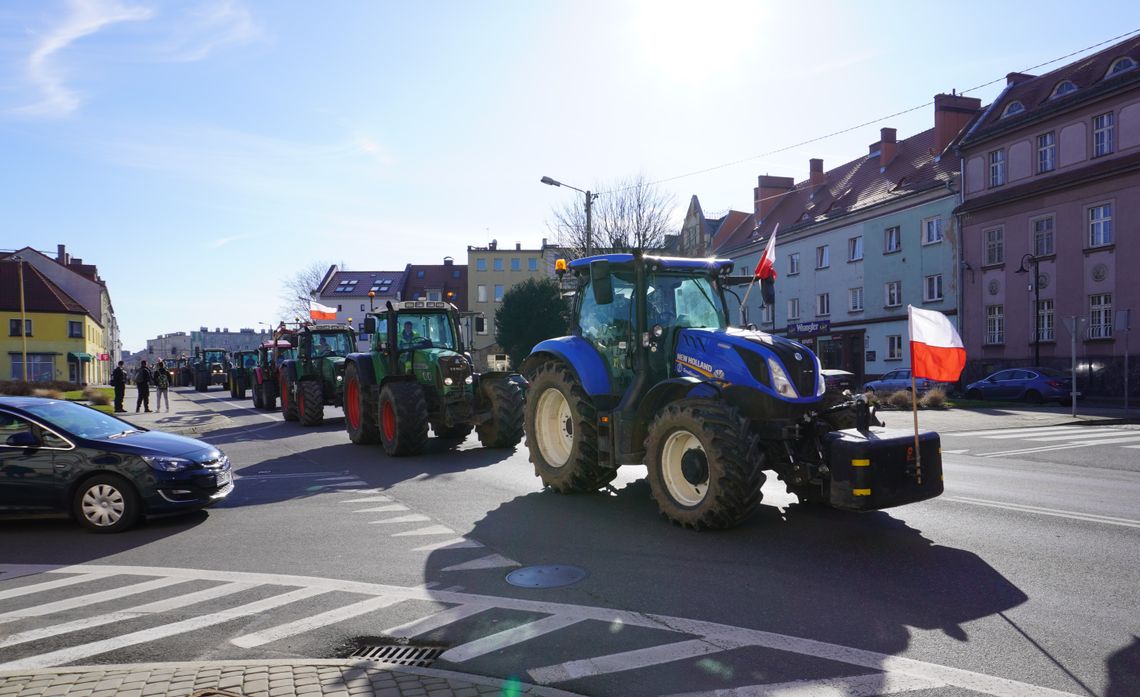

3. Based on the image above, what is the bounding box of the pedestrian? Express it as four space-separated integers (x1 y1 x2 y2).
135 360 153 413
111 360 127 412
153 359 171 412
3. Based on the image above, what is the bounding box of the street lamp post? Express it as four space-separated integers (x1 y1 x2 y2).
540 175 599 257
1016 253 1041 366
11 255 28 382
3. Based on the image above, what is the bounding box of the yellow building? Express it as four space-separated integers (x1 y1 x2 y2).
1 260 104 384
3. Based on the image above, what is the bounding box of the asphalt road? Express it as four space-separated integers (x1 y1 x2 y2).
1 388 1138 697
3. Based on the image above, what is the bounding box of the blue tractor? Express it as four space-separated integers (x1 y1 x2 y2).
520 253 943 530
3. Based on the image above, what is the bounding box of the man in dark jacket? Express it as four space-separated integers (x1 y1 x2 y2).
135 360 152 413
111 361 127 412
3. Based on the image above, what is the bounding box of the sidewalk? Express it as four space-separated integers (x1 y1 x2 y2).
0 659 583 697
116 386 236 436
880 401 1139 433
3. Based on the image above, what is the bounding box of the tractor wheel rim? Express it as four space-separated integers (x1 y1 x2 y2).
535 388 573 467
346 379 360 429
81 484 125 527
660 430 708 507
382 401 396 441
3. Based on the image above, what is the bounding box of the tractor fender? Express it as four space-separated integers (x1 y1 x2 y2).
345 353 376 386
632 377 723 446
521 337 611 396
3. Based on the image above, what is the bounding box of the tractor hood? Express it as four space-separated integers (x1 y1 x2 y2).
673 327 823 403
408 347 471 385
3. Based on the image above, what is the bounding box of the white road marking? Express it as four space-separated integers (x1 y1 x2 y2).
662 672 945 697
0 576 186 624
530 637 749 683
340 496 393 504
982 436 1140 458
941 449 969 454
231 594 404 648
368 514 431 525
951 425 1088 438
236 472 342 480
314 475 357 482
410 538 483 552
309 480 368 488
1022 431 1140 443
947 496 1140 529
352 504 408 514
391 525 455 537
381 603 491 638
440 554 519 572
0 572 109 601
442 614 583 662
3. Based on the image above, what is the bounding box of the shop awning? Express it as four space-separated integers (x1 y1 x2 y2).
68 352 93 361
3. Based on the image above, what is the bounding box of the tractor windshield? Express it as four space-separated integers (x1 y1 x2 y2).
311 332 354 357
203 350 226 363
646 272 727 330
396 312 457 350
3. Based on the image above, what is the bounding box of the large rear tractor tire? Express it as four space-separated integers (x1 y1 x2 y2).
645 399 764 530
280 372 299 422
298 380 324 426
476 378 525 448
235 379 246 400
252 380 264 409
344 363 380 444
262 381 277 411
379 382 429 456
524 361 615 492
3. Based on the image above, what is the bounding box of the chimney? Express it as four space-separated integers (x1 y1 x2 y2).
809 159 826 187
489 239 497 251
56 244 67 264
1006 72 1034 86
753 175 795 222
443 256 454 266
934 92 982 153
879 128 898 169
515 242 521 250
541 237 548 247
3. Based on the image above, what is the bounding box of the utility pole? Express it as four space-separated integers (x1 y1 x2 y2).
17 257 28 381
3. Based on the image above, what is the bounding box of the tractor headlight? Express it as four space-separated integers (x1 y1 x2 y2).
814 355 826 397
465 375 474 385
142 455 194 472
766 358 799 399
444 377 454 386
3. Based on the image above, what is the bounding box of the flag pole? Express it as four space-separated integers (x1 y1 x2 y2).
910 370 922 484
740 275 758 307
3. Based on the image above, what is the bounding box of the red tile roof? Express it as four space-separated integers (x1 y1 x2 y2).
709 210 756 254
0 261 90 315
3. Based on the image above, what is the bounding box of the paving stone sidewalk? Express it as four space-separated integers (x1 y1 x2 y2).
0 660 583 697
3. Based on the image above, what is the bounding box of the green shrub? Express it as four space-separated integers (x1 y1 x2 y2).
920 388 947 409
84 386 112 406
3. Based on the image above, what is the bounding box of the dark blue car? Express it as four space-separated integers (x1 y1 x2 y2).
0 396 232 532
965 367 1076 405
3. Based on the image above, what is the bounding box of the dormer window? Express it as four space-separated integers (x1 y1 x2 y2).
1001 100 1026 118
1050 80 1077 99
1106 56 1136 77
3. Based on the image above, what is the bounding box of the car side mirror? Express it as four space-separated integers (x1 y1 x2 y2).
6 431 40 448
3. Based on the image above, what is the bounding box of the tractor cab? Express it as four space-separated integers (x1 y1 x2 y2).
363 301 467 385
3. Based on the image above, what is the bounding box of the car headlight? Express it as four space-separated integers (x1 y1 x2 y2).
142 455 194 472
766 358 799 399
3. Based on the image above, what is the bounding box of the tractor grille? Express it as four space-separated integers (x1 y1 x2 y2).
440 355 471 383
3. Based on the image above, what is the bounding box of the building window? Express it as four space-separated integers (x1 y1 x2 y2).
1088 203 1113 247
416 270 425 279
762 303 773 324
1050 80 1077 99
885 281 901 308
477 284 487 303
1107 56 1136 77
9 353 54 381
787 298 800 321
494 284 504 302
984 227 1004 265
360 304 366 312
1089 294 1113 339
815 245 829 269
511 258 521 272
477 316 489 335
493 258 504 272
884 226 901 253
528 258 538 272
985 305 1004 345
788 253 800 275
848 236 863 261
887 335 903 360
849 287 863 312
1032 217 1055 256
816 293 830 317
426 290 442 302
924 274 943 302
8 319 31 337
922 217 943 245
334 279 358 293
1037 132 1056 173
476 258 487 272
68 321 84 338
1037 299 1055 342
1000 101 1025 118
989 149 1005 187
1093 112 1115 157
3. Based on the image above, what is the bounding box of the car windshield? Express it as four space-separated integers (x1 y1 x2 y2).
21 400 140 440
311 332 354 356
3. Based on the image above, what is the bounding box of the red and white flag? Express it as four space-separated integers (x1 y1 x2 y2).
908 305 965 382
309 301 337 321
752 224 778 280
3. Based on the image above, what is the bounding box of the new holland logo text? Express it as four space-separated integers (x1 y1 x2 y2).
675 353 716 378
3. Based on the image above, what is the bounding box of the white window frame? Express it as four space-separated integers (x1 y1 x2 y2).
1037 132 1056 173
494 284 504 302
924 274 943 302
816 292 830 317
989 149 1005 187
1037 299 1055 342
815 245 829 269
885 281 901 308
787 298 801 321
849 287 864 312
1093 112 1115 157
884 226 901 253
1032 216 1055 256
984 227 1004 265
922 217 943 245
848 236 863 261
1089 294 1113 339
1088 203 1113 247
788 253 800 275
477 284 488 303
477 316 489 335
887 335 903 360
985 305 1004 345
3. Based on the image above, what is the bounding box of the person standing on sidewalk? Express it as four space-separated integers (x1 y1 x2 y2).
153 359 171 412
111 360 127 412
135 360 153 413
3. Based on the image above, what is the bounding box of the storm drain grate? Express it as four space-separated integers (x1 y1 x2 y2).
350 644 445 666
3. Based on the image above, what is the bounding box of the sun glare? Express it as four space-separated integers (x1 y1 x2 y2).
632 0 768 82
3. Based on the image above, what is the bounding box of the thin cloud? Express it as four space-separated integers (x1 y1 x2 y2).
208 233 258 249
163 0 261 62
15 0 152 117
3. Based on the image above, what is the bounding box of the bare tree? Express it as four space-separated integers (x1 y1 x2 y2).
279 260 339 321
548 173 677 258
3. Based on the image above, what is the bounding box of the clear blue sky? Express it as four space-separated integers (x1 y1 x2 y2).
3 1 1138 351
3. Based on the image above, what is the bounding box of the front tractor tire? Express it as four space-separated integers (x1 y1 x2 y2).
252 380 264 409
298 380 324 426
645 399 765 530
524 361 615 493
280 373 299 422
234 379 246 400
344 363 380 444
476 378 525 449
379 382 429 456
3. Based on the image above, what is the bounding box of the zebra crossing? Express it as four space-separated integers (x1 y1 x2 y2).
0 563 1082 697
948 424 1140 457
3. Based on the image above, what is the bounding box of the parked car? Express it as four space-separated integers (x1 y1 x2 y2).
965 367 1076 405
862 369 947 395
0 396 233 532
820 369 856 393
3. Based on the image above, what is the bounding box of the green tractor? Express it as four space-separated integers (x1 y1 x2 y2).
342 300 525 456
249 338 295 411
278 324 356 426
227 350 257 399
191 348 230 392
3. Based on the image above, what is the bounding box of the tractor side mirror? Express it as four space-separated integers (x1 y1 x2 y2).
590 260 613 306
363 316 376 334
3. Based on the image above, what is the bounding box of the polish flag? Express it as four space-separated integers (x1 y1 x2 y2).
908 305 966 382
309 301 337 321
753 224 778 280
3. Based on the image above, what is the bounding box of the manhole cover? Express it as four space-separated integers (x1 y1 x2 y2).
350 643 444 666
506 565 588 588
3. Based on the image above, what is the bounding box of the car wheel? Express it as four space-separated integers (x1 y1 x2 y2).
1024 390 1044 405
73 474 141 533
966 388 982 400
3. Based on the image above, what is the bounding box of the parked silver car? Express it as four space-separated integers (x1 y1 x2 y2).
862 368 947 395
